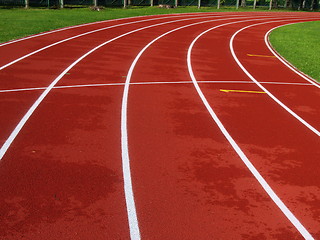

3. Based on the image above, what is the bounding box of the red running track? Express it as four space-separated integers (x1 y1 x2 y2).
0 12 319 240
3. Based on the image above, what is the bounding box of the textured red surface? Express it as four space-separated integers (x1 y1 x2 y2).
0 12 319 239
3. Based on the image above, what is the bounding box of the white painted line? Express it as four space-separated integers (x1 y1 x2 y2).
265 24 320 89
121 56 141 240
258 81 313 86
230 20 320 137
0 80 314 94
188 19 315 240
198 80 314 86
0 86 48 93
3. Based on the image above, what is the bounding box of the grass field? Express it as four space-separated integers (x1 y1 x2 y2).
0 7 285 43
0 8 319 82
269 21 320 82
0 7 239 43
0 7 209 43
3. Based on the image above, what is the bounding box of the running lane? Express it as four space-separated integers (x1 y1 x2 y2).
0 12 319 240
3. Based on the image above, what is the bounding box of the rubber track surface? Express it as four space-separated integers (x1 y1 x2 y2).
0 12 319 240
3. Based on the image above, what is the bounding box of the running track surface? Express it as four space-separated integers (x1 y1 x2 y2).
0 12 319 240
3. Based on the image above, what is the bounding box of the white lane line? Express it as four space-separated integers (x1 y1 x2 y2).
230 20 320 137
188 19 315 240
0 81 314 93
0 13 228 71
257 81 314 86
265 24 320 89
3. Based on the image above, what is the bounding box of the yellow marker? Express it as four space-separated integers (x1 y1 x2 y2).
247 54 276 58
220 89 266 94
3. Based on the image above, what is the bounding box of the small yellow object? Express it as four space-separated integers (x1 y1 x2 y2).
220 89 266 94
247 54 276 58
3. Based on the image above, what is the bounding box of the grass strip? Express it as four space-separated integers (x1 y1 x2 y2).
0 6 286 43
269 21 320 82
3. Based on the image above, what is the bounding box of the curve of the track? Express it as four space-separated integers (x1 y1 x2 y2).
0 12 319 240
0 13 259 149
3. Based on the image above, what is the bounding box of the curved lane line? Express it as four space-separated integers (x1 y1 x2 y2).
0 13 229 71
187 19 315 240
0 81 313 94
265 24 320 88
229 20 320 137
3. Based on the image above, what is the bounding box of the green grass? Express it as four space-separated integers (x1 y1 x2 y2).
0 7 227 42
269 21 320 82
0 6 284 43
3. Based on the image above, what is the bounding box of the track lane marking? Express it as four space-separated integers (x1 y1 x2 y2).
220 89 266 93
188 18 316 240
265 24 320 89
0 81 314 93
230 20 320 137
247 53 276 58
